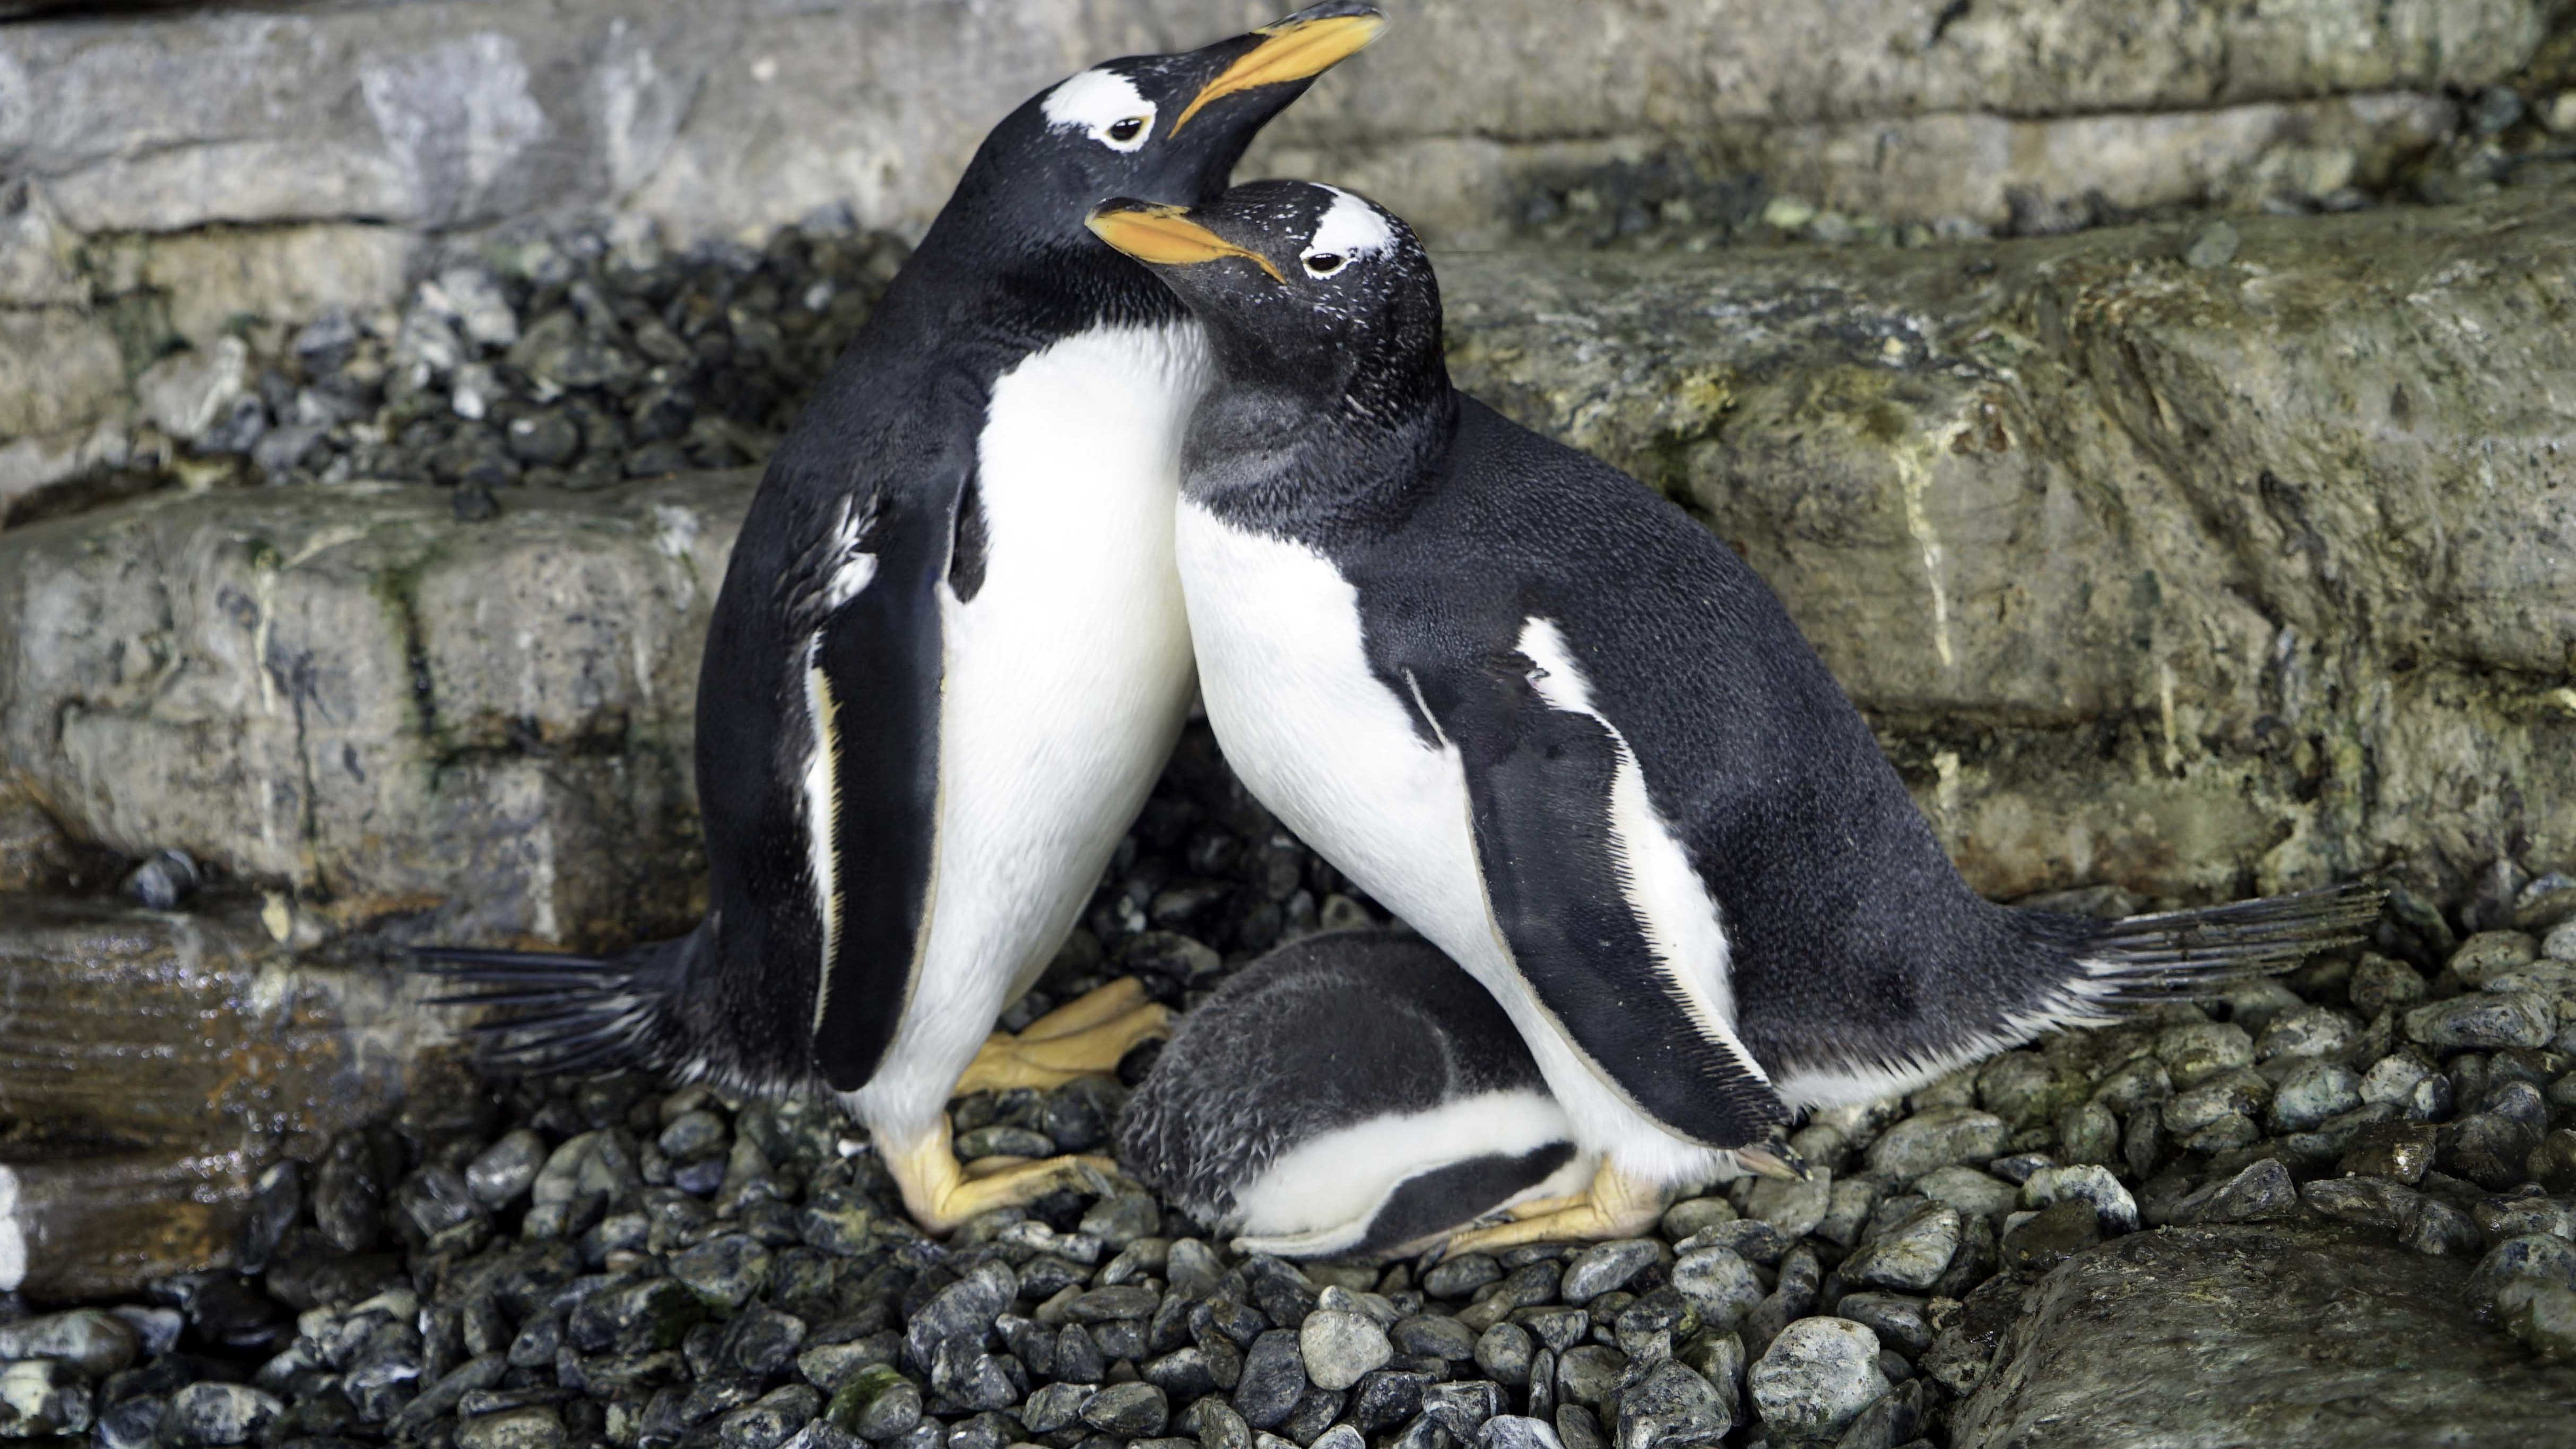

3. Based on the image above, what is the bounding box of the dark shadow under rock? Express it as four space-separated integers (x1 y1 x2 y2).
1952 1222 2576 1448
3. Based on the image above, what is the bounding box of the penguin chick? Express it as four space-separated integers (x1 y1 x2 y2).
1120 927 1591 1260
418 6 1385 1236
1088 183 2383 1249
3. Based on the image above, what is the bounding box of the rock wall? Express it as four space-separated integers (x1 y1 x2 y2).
2 192 2567 947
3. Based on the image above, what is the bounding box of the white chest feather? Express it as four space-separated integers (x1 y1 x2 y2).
1175 504 1756 1187
838 322 1207 1137
1174 506 1495 958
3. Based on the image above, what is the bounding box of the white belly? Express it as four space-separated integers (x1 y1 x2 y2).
1174 503 1731 1187
850 322 1205 1139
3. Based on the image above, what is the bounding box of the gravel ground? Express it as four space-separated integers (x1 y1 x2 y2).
8 724 2576 1449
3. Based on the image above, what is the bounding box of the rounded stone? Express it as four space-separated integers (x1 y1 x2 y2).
1749 1318 1888 1440
1080 1382 1170 1437
1299 1309 1393 1392
162 1384 283 1446
1864 1107 2007 1181
1670 1247 1765 1330
456 1407 567 1449
2268 1060 2363 1133
1560 1239 1662 1305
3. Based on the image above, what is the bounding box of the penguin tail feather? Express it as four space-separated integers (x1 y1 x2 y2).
2063 879 2386 1007
412 925 704 1080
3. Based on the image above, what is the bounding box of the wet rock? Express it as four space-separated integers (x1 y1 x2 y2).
2174 1159 2301 1225
2154 1022 2255 1088
1748 1318 1886 1441
1234 1331 1308 1428
1558 1240 1661 1305
456 1406 567 1449
2000 1199 2102 1273
466 1130 547 1207
1082 1382 1169 1437
2020 1166 2138 1234
2400 1198 2488 1258
1299 1310 1393 1392
1554 1346 1627 1410
2406 994 2555 1051
1864 1108 2007 1183
2269 1060 2364 1133
2300 1175 2424 1230
1954 1224 2576 1446
1669 1248 1765 1331
0 1308 138 1375
1614 1359 1728 1448
1841 1203 1962 1291
0 1360 91 1437
568 1277 706 1353
162 1383 282 1446
825 1364 920 1441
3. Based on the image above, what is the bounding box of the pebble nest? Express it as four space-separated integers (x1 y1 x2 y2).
14 223 2576 1449
11 721 2576 1449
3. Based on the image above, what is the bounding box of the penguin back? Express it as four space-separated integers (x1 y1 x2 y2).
1118 927 1583 1258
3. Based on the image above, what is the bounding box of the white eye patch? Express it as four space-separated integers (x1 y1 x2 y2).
1302 186 1397 272
1043 67 1157 152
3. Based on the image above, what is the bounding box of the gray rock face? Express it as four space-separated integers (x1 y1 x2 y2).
1443 190 2576 904
0 0 2541 248
4 195 2570 936
1953 1224 2576 1447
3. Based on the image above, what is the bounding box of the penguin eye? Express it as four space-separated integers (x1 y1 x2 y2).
1303 253 1346 276
1106 116 1147 143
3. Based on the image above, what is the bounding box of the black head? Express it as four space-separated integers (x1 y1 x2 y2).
924 5 1384 297
1085 180 1446 428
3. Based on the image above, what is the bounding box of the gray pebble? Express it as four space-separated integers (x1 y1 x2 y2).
1475 1322 1536 1386
2178 1158 2300 1225
457 1407 567 1449
1832 1294 1932 1356
1614 1358 1728 1449
1560 1239 1662 1305
1659 1198 1738 1241
1299 1309 1393 1391
161 1383 282 1446
0 1360 91 1437
1392 1314 1477 1361
2020 1165 2139 1234
2183 219 2240 269
0 1308 137 1376
1555 1344 1628 1409
2471 1233 2576 1317
2405 993 2554 1050
1840 1203 1961 1291
1234 1330 1308 1427
1082 1379 1174 1441
1747 1318 1886 1441
1864 1107 2006 1181
1481 1415 1567 1449
1669 1247 1764 1331
2398 1196 2485 1257
2269 1060 2363 1132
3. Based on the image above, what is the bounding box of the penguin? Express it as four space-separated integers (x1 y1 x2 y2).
419 6 1385 1235
1086 182 2383 1249
1120 927 1591 1260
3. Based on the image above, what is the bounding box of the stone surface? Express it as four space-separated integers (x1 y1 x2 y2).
1952 1224 2576 1447
4 194 2572 925
0 0 2543 248
1442 190 2576 902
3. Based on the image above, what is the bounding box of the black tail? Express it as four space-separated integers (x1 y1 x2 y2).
412 922 709 1080
2047 880 2387 1009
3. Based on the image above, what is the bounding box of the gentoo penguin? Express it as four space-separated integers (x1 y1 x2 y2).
1120 927 1591 1259
420 7 1385 1234
1087 183 2382 1248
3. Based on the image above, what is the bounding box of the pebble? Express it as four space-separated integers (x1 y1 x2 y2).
1863 1107 2007 1181
1235 1330 1308 1426
2000 1198 2101 1272
1747 1318 1886 1440
2472 1234 2576 1317
0 1360 91 1437
1558 1240 1661 1305
2405 993 2554 1050
2452 931 2540 984
2020 1164 2139 1234
1083 1382 1171 1436
1614 1359 1728 1448
162 1383 282 1446
456 1407 567 1449
1840 1202 1961 1291
2268 1060 2363 1132
0 1309 138 1376
2176 1158 2300 1225
2154 1021 2255 1087
1670 1247 1765 1330
1299 1310 1393 1392
2399 1196 2486 1257
1912 1165 2017 1220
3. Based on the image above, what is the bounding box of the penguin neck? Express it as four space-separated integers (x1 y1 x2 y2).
1181 375 1460 548
881 213 1185 357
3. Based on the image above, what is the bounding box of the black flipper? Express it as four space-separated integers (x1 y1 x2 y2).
802 483 955 1092
1433 658 1790 1152
413 921 714 1082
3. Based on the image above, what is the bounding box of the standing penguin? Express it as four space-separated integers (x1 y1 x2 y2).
422 8 1384 1233
1121 927 1590 1260
1087 183 2380 1248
